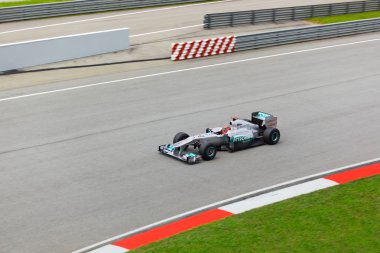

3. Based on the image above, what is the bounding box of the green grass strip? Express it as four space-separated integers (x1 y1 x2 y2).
0 0 219 9
133 175 380 253
309 10 380 24
0 0 71 8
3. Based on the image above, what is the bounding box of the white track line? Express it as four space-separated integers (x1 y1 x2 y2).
1 28 129 47
72 157 380 253
0 24 203 45
0 0 230 35
1 37 380 103
130 24 202 38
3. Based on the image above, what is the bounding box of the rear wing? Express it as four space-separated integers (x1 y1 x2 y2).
251 111 277 128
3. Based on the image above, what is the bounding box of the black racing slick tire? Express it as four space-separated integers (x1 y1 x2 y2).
199 143 217 161
173 132 189 143
263 128 280 145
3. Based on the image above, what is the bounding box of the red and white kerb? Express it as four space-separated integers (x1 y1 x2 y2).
86 162 380 253
171 36 236 61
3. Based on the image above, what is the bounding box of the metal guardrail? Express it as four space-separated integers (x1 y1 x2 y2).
234 18 380 51
204 0 380 29
0 0 207 23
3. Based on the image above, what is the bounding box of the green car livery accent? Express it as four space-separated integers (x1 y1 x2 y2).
231 135 253 143
256 112 270 119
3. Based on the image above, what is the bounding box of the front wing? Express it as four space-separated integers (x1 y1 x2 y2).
158 144 201 164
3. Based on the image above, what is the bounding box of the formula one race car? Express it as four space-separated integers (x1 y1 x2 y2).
158 111 280 164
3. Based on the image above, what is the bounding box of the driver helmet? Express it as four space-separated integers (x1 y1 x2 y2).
229 116 239 125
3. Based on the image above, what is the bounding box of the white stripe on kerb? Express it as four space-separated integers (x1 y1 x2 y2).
219 178 338 214
88 244 128 253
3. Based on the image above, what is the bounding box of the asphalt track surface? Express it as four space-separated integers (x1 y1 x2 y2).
1 29 380 252
0 1 379 252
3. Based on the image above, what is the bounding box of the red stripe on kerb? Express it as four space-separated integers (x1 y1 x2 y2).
223 36 234 53
112 209 232 250
200 39 211 57
208 38 219 55
171 43 179 54
184 41 195 60
191 40 203 58
215 37 227 55
325 162 380 184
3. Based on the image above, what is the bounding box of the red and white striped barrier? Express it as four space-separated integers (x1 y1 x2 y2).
171 36 236 61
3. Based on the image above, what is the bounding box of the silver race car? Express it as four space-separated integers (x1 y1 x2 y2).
158 111 280 164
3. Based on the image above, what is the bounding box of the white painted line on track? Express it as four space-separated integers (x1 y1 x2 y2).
2 37 380 103
130 24 202 38
72 157 380 253
0 28 129 47
0 24 202 45
0 0 230 35
219 178 338 214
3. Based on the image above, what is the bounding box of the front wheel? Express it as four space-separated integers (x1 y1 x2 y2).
173 132 189 143
263 128 280 145
199 143 217 161
173 132 190 151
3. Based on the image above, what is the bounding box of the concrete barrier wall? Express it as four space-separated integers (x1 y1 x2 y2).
0 28 129 72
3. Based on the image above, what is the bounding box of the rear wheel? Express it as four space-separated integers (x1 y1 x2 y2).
263 128 280 145
199 143 217 161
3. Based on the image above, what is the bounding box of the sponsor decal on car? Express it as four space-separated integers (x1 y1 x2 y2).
232 135 252 143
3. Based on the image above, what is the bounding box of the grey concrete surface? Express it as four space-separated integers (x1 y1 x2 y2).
0 0 356 90
0 20 312 91
0 33 380 253
0 0 356 44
